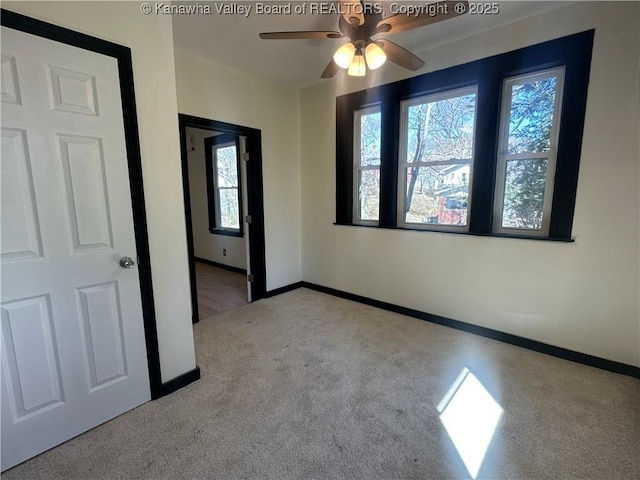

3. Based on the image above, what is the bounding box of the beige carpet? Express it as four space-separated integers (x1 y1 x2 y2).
4 288 639 479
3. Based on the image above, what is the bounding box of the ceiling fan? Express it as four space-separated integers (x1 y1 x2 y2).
259 0 469 78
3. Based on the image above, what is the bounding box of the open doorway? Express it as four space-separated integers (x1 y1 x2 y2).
178 115 266 323
190 129 249 317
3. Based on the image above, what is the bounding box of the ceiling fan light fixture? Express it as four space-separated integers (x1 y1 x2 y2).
260 1 467 80
347 49 366 77
365 42 386 70
333 42 356 69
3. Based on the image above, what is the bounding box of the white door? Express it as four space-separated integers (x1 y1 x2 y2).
240 136 252 302
1 26 150 470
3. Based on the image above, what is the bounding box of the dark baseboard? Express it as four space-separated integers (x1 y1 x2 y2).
264 281 304 298
194 257 247 275
299 282 640 379
154 366 201 399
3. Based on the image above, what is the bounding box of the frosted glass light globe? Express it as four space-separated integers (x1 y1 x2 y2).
347 52 366 76
365 42 387 70
333 42 356 69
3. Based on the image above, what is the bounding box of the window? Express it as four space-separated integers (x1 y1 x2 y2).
494 68 564 236
205 134 243 236
354 106 381 224
335 30 594 241
398 87 477 231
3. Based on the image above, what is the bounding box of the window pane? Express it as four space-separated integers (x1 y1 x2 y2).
216 146 238 187
219 188 240 229
404 164 469 226
354 107 381 223
501 158 548 230
507 76 558 154
406 93 476 163
359 169 380 221
360 111 381 166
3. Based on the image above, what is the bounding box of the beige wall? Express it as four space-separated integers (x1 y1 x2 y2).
3 1 197 382
186 127 248 270
174 48 302 290
300 2 640 367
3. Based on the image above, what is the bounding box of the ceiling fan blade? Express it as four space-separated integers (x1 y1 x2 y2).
321 59 340 78
377 39 425 71
259 31 343 40
338 14 359 39
339 1 365 26
376 1 468 34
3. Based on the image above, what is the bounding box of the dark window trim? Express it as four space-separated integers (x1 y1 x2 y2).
204 134 244 238
0 9 170 399
332 222 575 242
336 30 594 241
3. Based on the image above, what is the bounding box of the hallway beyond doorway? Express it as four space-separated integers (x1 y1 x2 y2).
195 261 248 318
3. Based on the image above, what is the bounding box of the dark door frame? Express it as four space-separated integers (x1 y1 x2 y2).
0 10 167 399
178 114 267 323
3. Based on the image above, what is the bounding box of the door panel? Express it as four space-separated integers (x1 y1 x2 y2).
1 25 150 471
77 281 128 390
1 295 64 418
1 128 42 261
1 53 21 104
58 134 114 251
48 64 99 116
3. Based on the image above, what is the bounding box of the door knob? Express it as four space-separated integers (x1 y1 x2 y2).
119 256 135 269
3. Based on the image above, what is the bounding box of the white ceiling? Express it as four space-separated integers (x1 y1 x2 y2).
172 1 571 89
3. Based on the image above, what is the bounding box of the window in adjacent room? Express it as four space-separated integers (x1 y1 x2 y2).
205 134 243 236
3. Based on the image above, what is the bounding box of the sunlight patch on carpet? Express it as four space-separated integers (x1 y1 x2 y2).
437 368 503 478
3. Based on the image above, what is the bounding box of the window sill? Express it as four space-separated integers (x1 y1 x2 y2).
333 222 575 242
208 229 244 238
